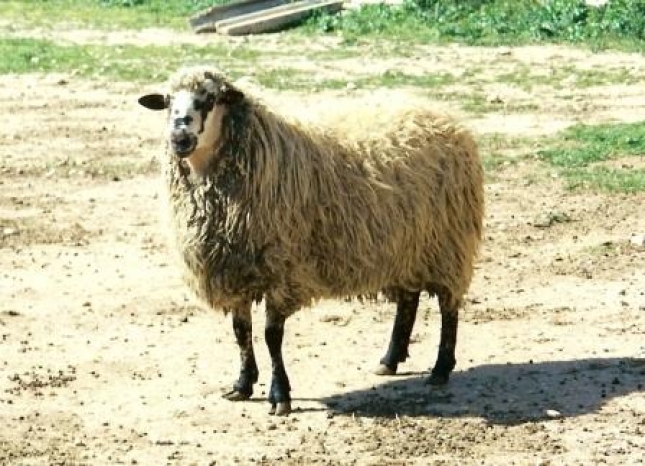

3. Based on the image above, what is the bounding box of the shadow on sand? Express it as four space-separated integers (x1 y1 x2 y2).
316 357 644 425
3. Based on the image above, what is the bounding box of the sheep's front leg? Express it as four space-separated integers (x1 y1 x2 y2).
223 301 258 401
376 290 420 375
265 302 291 416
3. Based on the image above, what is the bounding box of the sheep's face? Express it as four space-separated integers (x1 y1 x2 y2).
166 88 218 158
138 71 244 161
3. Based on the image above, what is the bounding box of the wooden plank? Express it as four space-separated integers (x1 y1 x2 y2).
216 0 343 36
190 0 289 33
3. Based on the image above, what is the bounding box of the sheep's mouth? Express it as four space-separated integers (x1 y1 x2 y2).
171 134 198 158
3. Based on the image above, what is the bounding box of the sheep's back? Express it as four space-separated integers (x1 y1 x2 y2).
301 106 484 299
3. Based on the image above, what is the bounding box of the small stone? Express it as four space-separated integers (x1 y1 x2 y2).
532 211 571 228
2 228 18 237
629 234 645 247
545 409 562 418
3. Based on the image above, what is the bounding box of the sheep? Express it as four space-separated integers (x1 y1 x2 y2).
138 65 484 416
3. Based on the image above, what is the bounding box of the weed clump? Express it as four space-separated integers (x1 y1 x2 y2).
307 0 645 48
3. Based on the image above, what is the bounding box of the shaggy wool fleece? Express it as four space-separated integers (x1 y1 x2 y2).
160 66 484 314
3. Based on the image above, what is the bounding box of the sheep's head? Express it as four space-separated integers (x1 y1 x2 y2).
138 67 244 164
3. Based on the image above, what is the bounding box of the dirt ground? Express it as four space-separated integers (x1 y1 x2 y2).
1 30 644 465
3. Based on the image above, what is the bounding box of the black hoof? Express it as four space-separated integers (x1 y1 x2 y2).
427 372 449 386
222 389 252 401
269 401 291 416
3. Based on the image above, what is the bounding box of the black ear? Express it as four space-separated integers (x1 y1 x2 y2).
217 85 244 105
138 93 167 111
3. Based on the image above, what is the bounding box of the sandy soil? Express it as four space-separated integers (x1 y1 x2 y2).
1 35 644 465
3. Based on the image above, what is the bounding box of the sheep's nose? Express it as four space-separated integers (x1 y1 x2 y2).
173 116 193 128
170 129 196 157
171 130 189 143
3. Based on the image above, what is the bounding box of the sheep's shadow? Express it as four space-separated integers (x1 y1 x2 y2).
317 357 645 425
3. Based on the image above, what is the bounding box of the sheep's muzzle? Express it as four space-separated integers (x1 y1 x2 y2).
170 130 197 158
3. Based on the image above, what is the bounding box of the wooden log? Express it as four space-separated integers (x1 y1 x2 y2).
216 0 344 36
190 0 289 33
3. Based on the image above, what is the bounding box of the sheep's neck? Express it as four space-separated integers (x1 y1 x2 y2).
185 146 215 178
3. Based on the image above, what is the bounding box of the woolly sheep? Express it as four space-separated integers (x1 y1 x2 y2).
138 65 484 416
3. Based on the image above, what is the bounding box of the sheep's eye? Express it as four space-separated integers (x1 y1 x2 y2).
194 94 215 111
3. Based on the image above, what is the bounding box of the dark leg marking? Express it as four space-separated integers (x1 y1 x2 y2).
223 303 258 401
428 289 459 386
265 308 291 416
376 290 421 375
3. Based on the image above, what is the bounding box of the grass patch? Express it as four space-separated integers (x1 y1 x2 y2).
539 122 645 168
539 121 645 192
305 3 433 42
363 70 456 88
255 67 456 91
4 0 645 53
563 167 645 193
496 64 643 91
562 66 642 87
3 37 458 91
482 133 537 153
254 68 346 91
480 134 537 179
306 0 645 51
0 38 260 82
481 153 518 173
458 93 503 115
1 0 221 30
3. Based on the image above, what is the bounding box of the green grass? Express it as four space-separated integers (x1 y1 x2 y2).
304 4 433 42
480 134 537 179
539 122 645 167
1 0 221 30
564 166 645 192
366 70 456 88
538 122 645 192
0 37 457 91
0 37 461 90
457 92 539 115
494 63 643 91
483 133 537 153
564 66 642 87
229 67 457 91
7 36 637 94
254 68 345 91
0 38 261 82
306 0 645 51
481 153 518 174
5 1 645 52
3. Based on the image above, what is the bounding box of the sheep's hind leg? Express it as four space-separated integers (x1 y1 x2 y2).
222 302 258 401
265 301 292 416
376 290 420 376
428 288 459 386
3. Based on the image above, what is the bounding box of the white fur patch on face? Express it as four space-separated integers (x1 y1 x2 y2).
167 89 215 148
169 90 199 133
166 85 224 166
